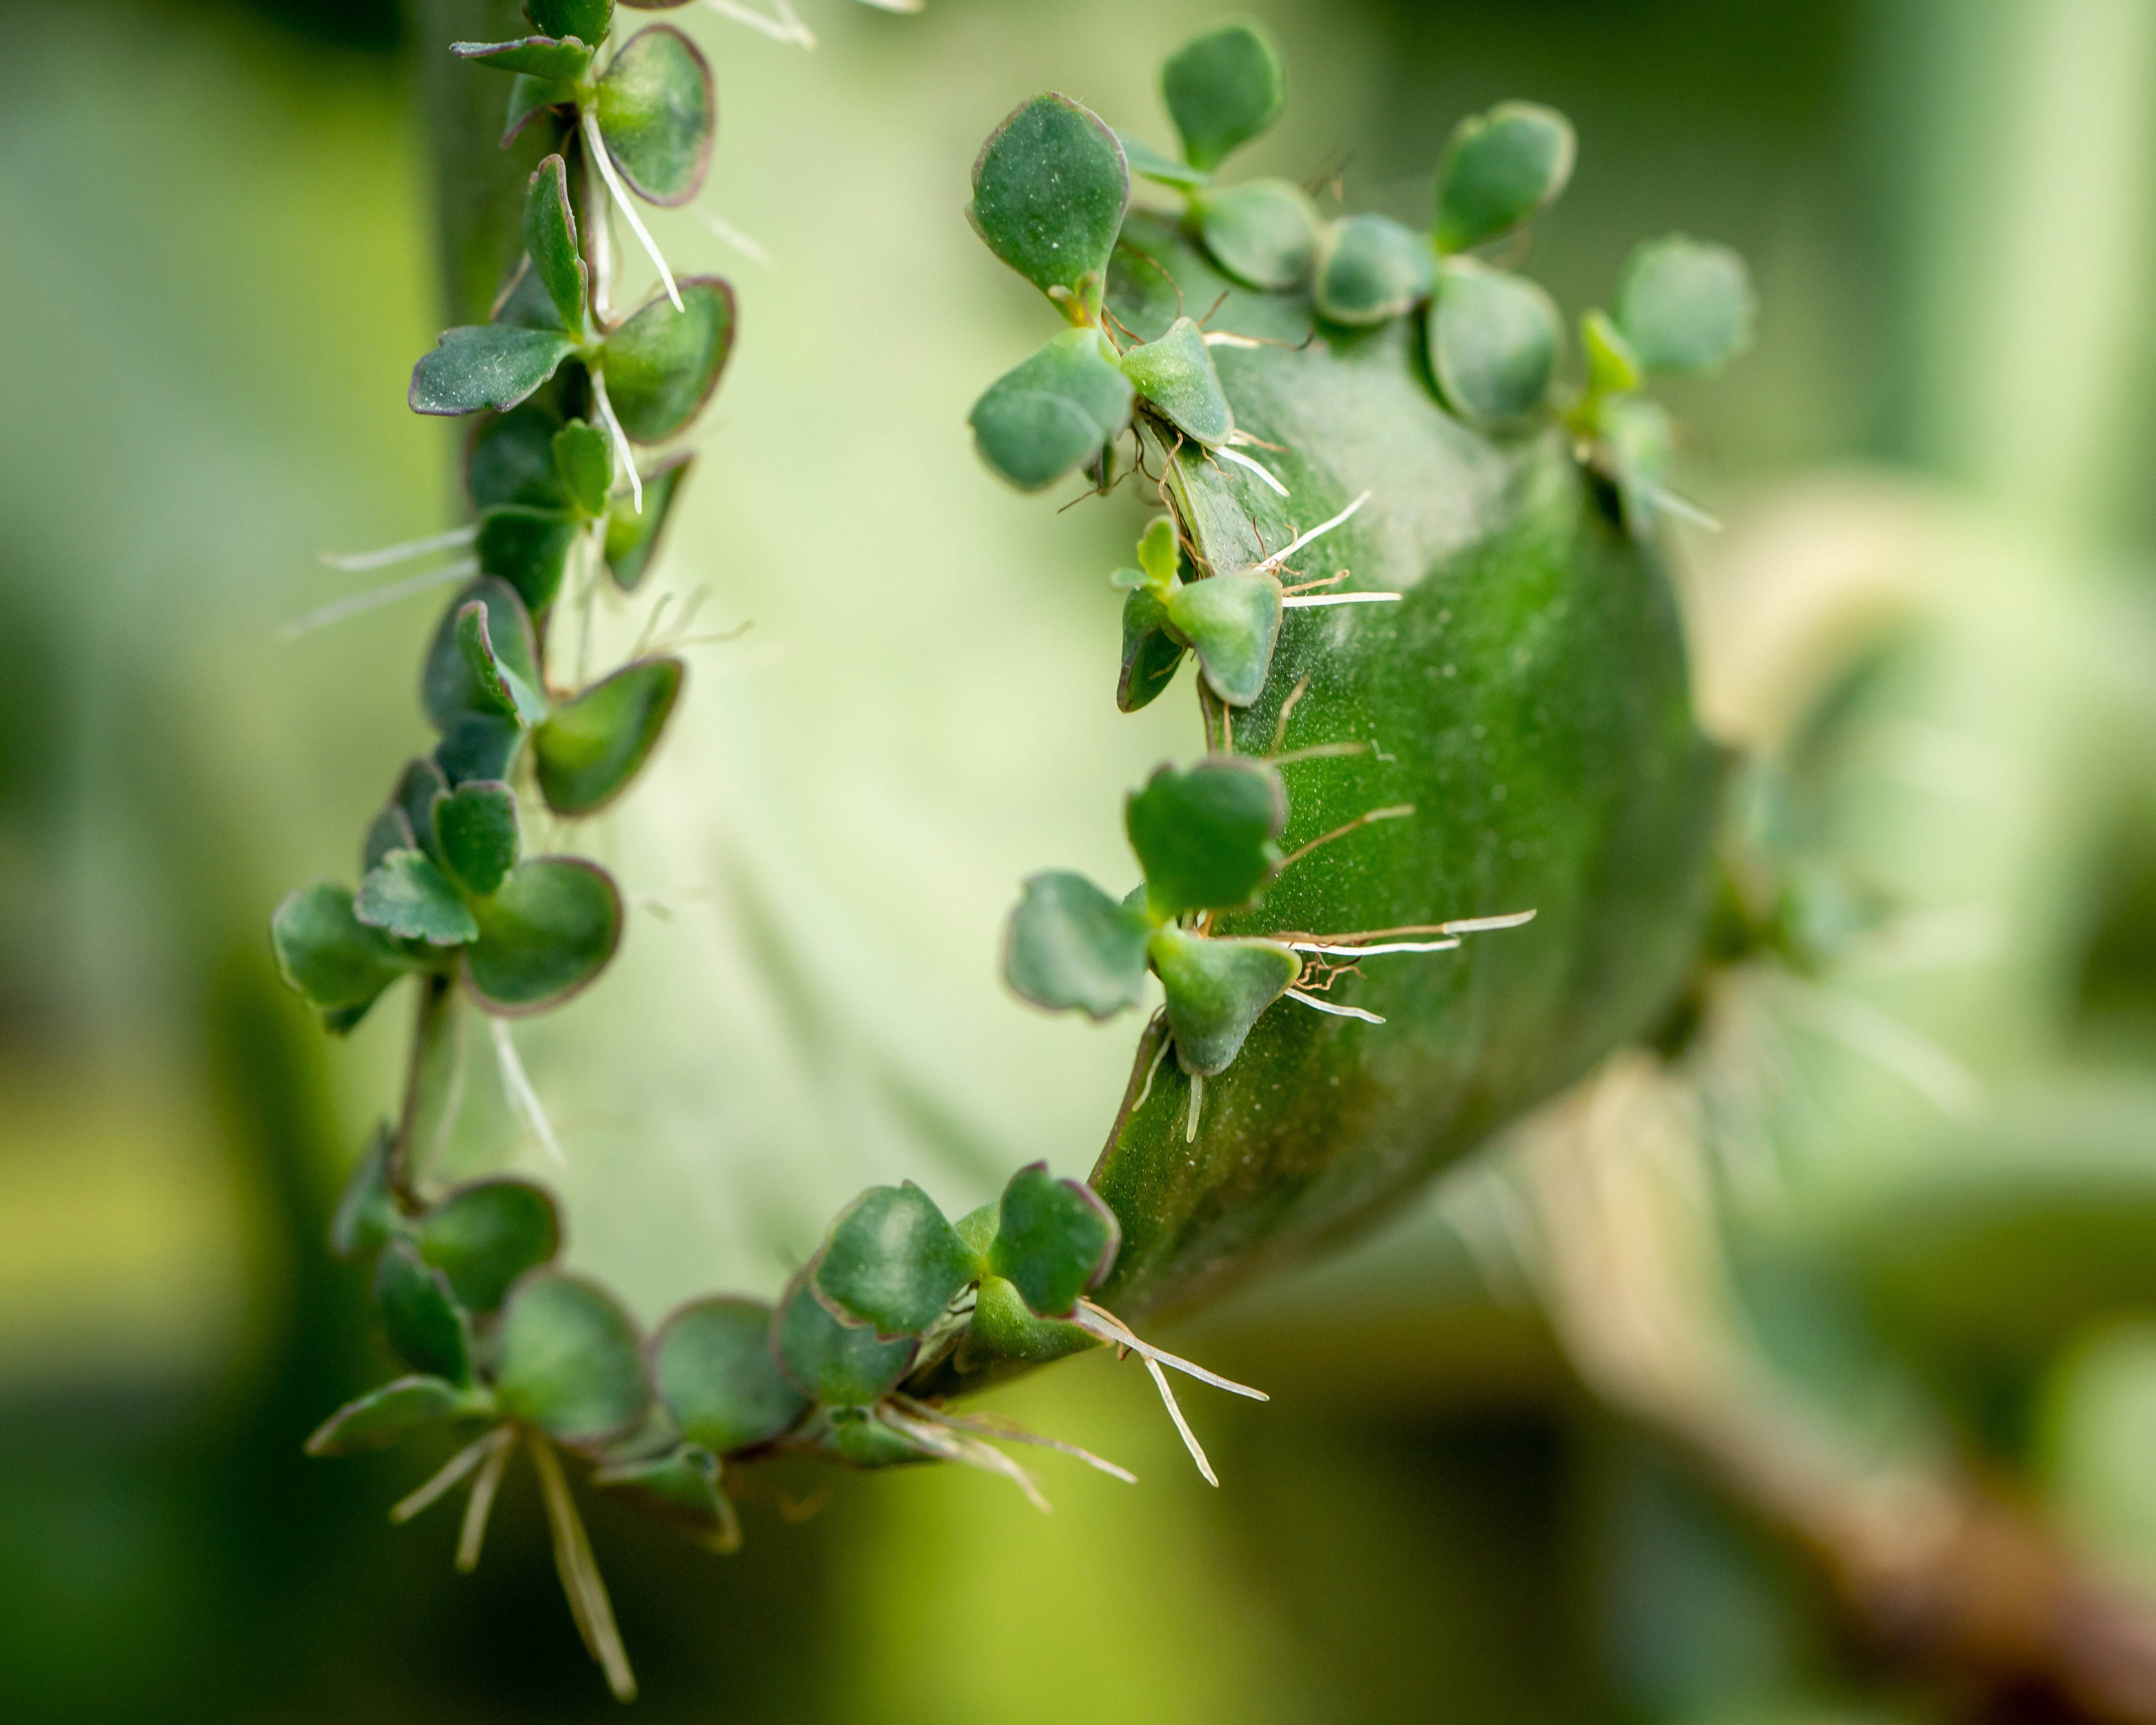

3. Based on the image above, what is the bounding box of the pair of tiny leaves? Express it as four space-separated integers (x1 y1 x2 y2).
424 576 685 817
1004 757 1303 1076
458 22 715 208
970 315 1230 493
1116 514 1282 711
814 1166 1118 1337
471 403 694 597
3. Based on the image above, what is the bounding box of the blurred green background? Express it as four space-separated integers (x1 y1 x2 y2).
2 0 2154 1719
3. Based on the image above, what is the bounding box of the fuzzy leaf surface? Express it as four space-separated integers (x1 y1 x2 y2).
410 324 577 416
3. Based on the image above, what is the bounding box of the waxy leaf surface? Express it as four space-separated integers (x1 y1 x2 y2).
968 94 1129 300
495 1271 650 1443
988 1163 1119 1319
969 327 1134 492
652 1297 809 1454
596 24 715 205
410 325 577 416
599 278 735 443
533 657 683 816
462 856 624 1014
815 1183 982 1338
1126 755 1287 921
1005 871 1153 1019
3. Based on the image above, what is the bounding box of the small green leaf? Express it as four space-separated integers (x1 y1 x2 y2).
491 255 568 333
1126 755 1288 920
1313 214 1435 327
969 327 1135 492
1118 315 1233 446
504 74 577 148
355 850 480 947
469 403 571 511
596 24 715 206
435 715 523 788
603 451 692 590
815 1183 983 1338
592 1444 736 1548
462 856 624 1014
967 93 1129 301
524 153 587 332
1161 21 1284 172
304 1376 481 1455
1164 569 1281 706
451 35 596 81
271 884 411 1014
456 600 552 724
599 277 736 442
1614 234 1755 376
532 658 683 817
526 0 611 41
1147 927 1301 1077
422 577 541 730
1596 392 1679 532
987 1162 1119 1319
957 1274 1098 1372
553 419 613 517
362 804 416 875
1428 259 1562 427
417 1178 562 1311
1195 178 1318 292
329 1124 398 1260
477 505 581 615
1137 512 1180 586
495 1271 651 1443
393 757 450 862
1581 307 1643 397
651 1296 810 1454
1116 129 1207 191
433 780 520 897
375 1239 474 1386
1433 101 1576 254
1117 584 1188 712
773 1270 916 1407
1004 871 1153 1018
813 1408 934 1470
410 325 577 417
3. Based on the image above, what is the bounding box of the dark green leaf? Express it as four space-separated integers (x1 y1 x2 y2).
329 1123 399 1260
1161 21 1284 172
1137 511 1181 586
651 1296 809 1454
462 857 624 1014
456 599 552 724
1003 871 1153 1018
303 1375 481 1455
811 1408 934 1470
1196 178 1318 292
773 1270 916 1407
469 402 571 511
968 328 1135 492
553 419 613 517
599 277 735 442
1116 129 1207 191
596 24 714 206
411 324 578 417
1119 315 1232 446
603 451 692 590
1314 213 1435 327
592 1444 737 1548
987 1162 1120 1319
393 757 450 863
1614 234 1755 376
355 850 480 947
1126 755 1287 920
375 1239 474 1386
1581 307 1643 397
955 1273 1098 1373
967 94 1129 301
532 658 683 816
271 884 411 1013
363 804 416 875
477 505 581 615
422 577 541 730
1147 927 1300 1077
1117 583 1187 712
433 780 520 897
1164 569 1281 706
451 35 596 81
815 1183 983 1338
504 74 577 148
417 1178 562 1312
435 715 523 788
495 1271 651 1443
526 0 611 41
1433 101 1576 254
1428 259 1561 427
491 255 568 333
523 154 587 331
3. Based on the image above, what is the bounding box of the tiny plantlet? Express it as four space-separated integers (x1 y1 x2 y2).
275 10 1751 1701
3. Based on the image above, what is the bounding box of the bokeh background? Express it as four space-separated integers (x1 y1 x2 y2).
2 0 2154 1719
